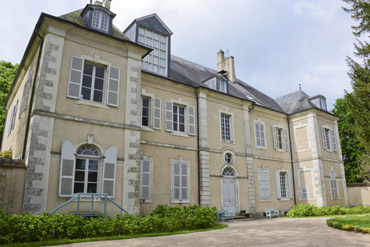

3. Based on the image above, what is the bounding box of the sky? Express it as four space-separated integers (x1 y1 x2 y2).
0 0 357 111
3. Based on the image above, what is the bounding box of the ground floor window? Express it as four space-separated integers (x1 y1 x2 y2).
171 159 190 203
330 170 339 199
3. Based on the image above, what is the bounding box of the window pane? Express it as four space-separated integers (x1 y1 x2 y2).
84 63 93 75
87 183 97 193
181 188 187 200
174 188 180 199
181 175 187 187
76 159 86 170
88 171 97 182
93 90 103 103
82 75 92 88
174 175 180 186
81 87 91 100
89 160 99 170
74 183 84 193
74 171 85 182
94 78 104 90
95 66 105 79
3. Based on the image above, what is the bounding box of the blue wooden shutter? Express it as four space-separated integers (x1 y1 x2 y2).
102 146 117 197
59 140 75 197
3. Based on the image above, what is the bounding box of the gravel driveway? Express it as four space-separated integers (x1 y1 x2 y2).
55 217 370 247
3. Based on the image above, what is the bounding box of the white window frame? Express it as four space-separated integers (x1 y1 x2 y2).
254 120 266 149
272 125 289 151
217 77 228 93
165 99 195 136
91 10 109 32
141 97 151 127
171 159 190 203
321 125 338 152
81 62 105 104
219 110 234 143
221 114 231 141
173 104 185 133
140 157 153 202
330 170 339 199
275 169 293 200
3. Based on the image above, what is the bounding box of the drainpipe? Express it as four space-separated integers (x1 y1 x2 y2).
22 30 44 160
248 102 255 113
287 117 297 205
195 88 201 205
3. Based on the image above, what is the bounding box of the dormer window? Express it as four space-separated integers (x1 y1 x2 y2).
217 78 227 93
203 76 228 93
309 95 327 111
92 10 109 32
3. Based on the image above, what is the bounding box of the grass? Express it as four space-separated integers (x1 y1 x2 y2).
327 215 370 233
2 223 228 247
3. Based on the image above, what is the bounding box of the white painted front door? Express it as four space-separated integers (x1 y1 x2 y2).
222 178 236 214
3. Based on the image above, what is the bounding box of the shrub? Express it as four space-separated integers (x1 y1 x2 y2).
287 204 370 217
0 205 217 245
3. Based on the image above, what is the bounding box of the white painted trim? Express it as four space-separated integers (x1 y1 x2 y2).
219 109 234 143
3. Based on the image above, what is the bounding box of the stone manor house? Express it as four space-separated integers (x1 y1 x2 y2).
1 0 348 216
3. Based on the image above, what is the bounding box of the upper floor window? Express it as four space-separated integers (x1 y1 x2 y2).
67 56 120 107
203 76 228 93
221 114 231 141
321 126 337 152
7 100 19 136
92 10 109 32
272 126 289 151
165 100 195 136
20 71 32 117
254 120 266 148
138 27 168 76
142 97 150 127
217 78 227 93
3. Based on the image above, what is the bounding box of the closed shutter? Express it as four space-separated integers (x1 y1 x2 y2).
59 140 75 197
20 71 32 116
275 171 281 199
255 122 260 147
152 98 161 130
272 126 278 149
283 129 289 151
140 159 151 200
330 129 337 151
182 163 189 201
260 123 266 147
7 107 14 137
188 106 195 135
67 56 84 99
172 162 180 201
165 101 173 131
102 146 117 197
321 127 328 150
288 172 294 199
107 66 120 106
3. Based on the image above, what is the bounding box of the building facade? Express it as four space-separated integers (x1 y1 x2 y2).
1 0 348 216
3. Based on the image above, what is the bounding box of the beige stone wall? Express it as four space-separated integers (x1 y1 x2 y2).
347 185 370 207
0 165 26 215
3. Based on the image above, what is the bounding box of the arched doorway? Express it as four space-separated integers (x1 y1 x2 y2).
222 167 237 214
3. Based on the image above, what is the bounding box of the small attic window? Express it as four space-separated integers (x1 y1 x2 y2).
203 76 228 93
92 10 109 32
310 95 327 111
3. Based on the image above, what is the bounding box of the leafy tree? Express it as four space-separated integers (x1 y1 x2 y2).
0 61 18 144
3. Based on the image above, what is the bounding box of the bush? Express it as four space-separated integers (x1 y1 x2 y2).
0 205 217 245
286 204 370 217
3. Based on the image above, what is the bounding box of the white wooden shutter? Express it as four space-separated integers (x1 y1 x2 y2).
165 101 173 131
59 140 75 197
107 66 120 106
272 126 278 149
152 98 161 130
255 122 260 147
181 163 189 201
288 172 294 199
7 107 14 137
283 129 289 151
330 129 337 151
67 56 84 99
188 106 195 135
275 171 281 199
321 127 328 150
172 162 180 201
20 71 32 116
140 159 151 200
260 122 266 147
102 146 117 197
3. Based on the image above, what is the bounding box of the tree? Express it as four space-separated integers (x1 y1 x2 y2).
0 61 18 144
332 94 368 182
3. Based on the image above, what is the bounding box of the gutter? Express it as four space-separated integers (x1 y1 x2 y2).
22 31 44 159
195 88 201 205
287 117 297 205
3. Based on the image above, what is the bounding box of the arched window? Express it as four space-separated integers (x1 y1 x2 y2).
330 170 338 199
74 145 101 194
222 167 235 177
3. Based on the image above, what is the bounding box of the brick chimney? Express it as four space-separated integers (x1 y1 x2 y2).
102 0 111 10
217 49 236 83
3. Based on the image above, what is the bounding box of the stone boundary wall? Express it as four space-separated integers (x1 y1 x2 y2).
347 183 370 207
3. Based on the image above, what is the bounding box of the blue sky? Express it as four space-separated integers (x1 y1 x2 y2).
0 0 356 110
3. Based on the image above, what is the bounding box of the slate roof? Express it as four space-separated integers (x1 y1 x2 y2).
275 90 319 114
169 55 285 113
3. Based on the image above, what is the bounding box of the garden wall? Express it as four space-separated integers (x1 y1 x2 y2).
0 159 26 214
347 183 370 207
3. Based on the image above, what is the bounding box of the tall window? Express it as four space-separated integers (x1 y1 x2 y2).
81 62 105 103
330 171 339 199
92 10 109 32
140 158 152 201
272 126 288 151
172 161 190 202
221 114 231 141
142 97 150 127
74 145 100 194
279 172 288 198
173 104 185 132
7 100 19 136
217 78 227 93
321 126 337 152
277 128 283 149
138 27 168 76
254 120 266 148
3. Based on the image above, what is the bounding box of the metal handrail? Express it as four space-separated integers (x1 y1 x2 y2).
50 193 127 216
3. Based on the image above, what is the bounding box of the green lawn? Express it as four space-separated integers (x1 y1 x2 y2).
327 215 370 233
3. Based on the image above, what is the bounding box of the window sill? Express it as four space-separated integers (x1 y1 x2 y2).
274 149 287 152
75 99 110 109
140 199 153 204
171 200 191 204
222 140 234 144
170 131 189 137
141 126 154 132
255 146 267 150
278 198 291 201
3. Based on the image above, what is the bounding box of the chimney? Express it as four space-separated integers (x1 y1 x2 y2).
102 0 111 9
217 49 236 83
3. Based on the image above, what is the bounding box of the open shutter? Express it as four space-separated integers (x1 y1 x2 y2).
165 101 173 131
140 159 151 200
330 129 337 151
102 146 117 197
260 123 266 147
188 106 195 135
288 172 294 199
107 66 120 106
59 140 75 197
272 126 278 149
321 127 328 150
152 98 161 130
255 122 261 147
275 171 281 199
283 129 289 151
67 56 84 99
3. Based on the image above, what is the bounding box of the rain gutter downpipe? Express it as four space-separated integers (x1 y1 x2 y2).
287 117 297 205
22 30 44 160
195 88 201 205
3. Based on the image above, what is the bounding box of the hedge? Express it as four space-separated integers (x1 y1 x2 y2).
286 204 370 217
327 216 370 233
0 205 217 245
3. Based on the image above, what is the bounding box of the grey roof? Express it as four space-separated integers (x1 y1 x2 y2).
275 90 318 114
169 55 285 113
